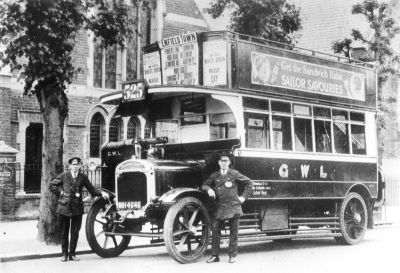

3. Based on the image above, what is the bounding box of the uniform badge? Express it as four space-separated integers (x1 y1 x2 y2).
225 181 233 188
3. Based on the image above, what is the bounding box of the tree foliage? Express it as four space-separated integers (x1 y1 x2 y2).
332 0 400 162
206 0 301 45
0 0 138 243
0 0 134 104
332 0 400 83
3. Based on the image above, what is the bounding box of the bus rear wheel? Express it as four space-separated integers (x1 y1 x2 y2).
337 192 367 245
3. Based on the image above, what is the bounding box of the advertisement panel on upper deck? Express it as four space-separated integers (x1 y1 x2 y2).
143 51 162 86
203 40 227 86
251 52 366 101
238 41 377 109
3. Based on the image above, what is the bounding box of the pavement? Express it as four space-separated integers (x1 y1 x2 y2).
0 214 160 263
1 206 399 263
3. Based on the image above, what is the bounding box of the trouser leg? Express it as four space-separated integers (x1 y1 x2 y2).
228 216 240 257
69 215 82 256
59 215 70 256
211 218 222 257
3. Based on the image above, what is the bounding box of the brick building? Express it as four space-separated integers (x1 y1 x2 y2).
0 0 209 220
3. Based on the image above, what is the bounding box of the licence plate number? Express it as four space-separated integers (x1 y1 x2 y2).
117 201 141 210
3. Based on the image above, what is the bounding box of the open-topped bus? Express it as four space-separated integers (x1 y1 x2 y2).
85 31 384 263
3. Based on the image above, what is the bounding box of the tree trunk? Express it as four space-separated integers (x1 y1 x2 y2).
37 84 68 244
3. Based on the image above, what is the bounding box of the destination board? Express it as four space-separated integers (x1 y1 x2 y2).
159 32 199 85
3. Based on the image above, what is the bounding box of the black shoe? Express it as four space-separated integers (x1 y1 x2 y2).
61 255 68 262
69 255 80 261
229 256 236 263
206 256 220 263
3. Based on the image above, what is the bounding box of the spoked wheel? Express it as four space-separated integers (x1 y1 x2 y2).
163 197 211 263
86 198 131 257
337 192 368 245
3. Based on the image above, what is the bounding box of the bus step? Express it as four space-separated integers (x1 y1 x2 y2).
238 225 259 229
289 217 339 221
289 222 339 226
239 218 259 223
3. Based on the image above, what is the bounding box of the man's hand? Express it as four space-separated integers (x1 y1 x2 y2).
207 189 216 199
239 196 245 204
100 191 109 200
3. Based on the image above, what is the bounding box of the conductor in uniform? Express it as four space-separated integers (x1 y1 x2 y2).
49 157 109 262
202 153 253 263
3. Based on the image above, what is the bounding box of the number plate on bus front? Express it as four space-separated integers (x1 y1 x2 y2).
117 201 141 210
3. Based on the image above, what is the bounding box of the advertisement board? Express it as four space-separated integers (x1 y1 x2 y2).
143 51 162 86
251 52 366 101
203 40 227 86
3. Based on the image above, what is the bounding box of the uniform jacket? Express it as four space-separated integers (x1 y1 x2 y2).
49 171 101 217
202 168 253 220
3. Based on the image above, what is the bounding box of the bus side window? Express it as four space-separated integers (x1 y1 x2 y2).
210 113 237 140
315 120 332 153
294 118 313 152
351 124 366 154
332 109 349 154
333 122 350 154
245 113 270 149
293 104 312 152
272 116 292 150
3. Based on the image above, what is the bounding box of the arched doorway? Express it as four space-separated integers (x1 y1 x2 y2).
24 123 43 193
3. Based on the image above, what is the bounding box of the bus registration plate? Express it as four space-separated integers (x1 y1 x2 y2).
117 201 141 210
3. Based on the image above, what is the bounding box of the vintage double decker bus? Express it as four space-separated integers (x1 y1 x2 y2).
85 31 385 263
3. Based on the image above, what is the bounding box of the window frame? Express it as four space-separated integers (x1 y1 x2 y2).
92 41 120 90
89 113 105 158
109 118 123 142
242 96 368 156
179 97 207 126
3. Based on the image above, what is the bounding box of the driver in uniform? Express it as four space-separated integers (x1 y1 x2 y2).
202 152 253 263
49 157 109 262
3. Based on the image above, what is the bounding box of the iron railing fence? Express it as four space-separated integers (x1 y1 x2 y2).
10 163 103 196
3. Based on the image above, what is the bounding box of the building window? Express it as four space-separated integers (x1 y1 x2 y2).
144 121 152 138
127 117 139 140
93 41 117 89
109 118 123 142
90 113 105 157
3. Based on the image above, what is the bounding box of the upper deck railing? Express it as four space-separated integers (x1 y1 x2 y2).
102 31 377 110
231 31 376 69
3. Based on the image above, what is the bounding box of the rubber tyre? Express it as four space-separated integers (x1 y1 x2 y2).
163 197 210 263
86 199 131 258
338 192 368 245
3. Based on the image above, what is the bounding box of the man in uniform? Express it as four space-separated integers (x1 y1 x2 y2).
49 157 109 262
202 153 253 263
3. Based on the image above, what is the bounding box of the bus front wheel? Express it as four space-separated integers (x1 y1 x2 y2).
163 197 211 263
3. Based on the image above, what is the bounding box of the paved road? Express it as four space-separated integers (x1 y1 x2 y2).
2 225 399 273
